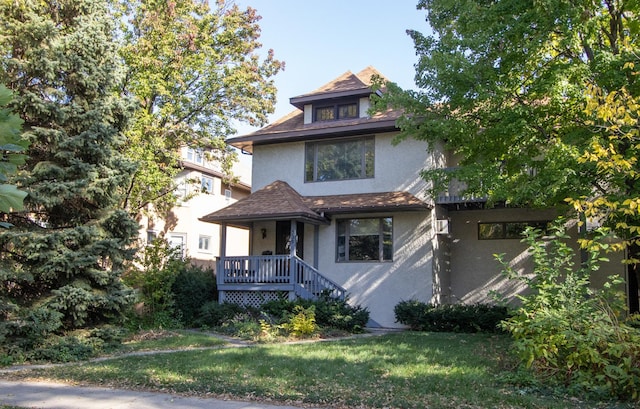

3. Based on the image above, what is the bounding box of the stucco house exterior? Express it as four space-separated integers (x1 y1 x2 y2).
201 66 627 328
138 146 251 268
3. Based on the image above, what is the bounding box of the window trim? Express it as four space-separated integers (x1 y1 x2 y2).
169 233 187 257
201 175 213 194
478 220 550 240
186 147 204 165
198 235 211 252
305 136 375 183
336 217 393 262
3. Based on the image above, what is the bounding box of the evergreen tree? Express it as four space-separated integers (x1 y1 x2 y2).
0 0 139 346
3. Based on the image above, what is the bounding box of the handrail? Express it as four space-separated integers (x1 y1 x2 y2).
291 256 346 300
217 255 292 284
217 255 346 300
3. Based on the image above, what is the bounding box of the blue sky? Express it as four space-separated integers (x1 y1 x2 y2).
233 1 430 134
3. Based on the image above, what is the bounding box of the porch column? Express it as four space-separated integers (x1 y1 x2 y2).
289 220 298 257
218 222 227 303
313 224 319 269
220 222 227 257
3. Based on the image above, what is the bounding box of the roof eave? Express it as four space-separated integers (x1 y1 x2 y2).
289 88 372 109
314 204 432 215
200 213 330 226
227 119 398 154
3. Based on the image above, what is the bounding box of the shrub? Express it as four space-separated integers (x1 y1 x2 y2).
9 326 127 365
394 300 509 333
26 335 95 363
262 295 369 333
196 302 246 327
498 223 640 401
123 239 188 329
282 305 317 337
172 265 217 326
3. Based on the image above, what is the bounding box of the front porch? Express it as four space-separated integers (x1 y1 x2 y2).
217 255 346 305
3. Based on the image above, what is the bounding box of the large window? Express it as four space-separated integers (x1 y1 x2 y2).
337 217 392 262
305 136 374 182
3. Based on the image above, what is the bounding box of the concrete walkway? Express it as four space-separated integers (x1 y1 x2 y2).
0 380 308 409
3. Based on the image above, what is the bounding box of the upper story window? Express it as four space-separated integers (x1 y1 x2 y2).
186 147 204 165
305 136 374 182
201 175 213 193
314 101 358 122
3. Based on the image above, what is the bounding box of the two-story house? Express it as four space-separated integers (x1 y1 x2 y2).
201 66 627 328
139 147 251 268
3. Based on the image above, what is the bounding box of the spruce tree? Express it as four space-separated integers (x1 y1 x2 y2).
0 0 139 347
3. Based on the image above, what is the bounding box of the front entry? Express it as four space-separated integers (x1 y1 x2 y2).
276 221 304 258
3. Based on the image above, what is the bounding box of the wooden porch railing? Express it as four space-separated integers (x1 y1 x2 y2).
217 255 346 300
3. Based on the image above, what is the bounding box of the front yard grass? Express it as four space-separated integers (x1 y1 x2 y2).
6 331 635 409
118 329 226 353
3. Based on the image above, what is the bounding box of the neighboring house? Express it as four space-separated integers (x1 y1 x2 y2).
201 66 627 328
139 146 251 268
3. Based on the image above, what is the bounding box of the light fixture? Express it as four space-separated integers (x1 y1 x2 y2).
261 228 267 239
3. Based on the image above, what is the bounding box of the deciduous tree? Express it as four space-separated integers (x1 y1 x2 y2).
119 0 283 215
373 0 640 309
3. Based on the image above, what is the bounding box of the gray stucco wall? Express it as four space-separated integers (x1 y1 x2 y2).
316 211 433 328
443 207 628 305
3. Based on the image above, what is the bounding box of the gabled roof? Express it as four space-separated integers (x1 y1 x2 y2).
227 67 399 154
200 180 430 228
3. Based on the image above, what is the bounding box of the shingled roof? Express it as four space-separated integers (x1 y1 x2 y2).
200 180 327 226
226 67 400 154
200 180 430 227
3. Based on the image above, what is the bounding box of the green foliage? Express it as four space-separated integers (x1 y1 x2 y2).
262 295 370 333
195 296 369 340
1 325 126 366
394 300 510 333
0 84 28 215
281 305 317 338
312 294 370 332
195 302 247 328
371 0 640 267
171 264 217 327
0 0 139 356
5 306 64 350
118 0 283 214
498 225 640 401
123 239 185 329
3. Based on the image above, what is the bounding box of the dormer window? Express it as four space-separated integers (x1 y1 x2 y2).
313 101 358 122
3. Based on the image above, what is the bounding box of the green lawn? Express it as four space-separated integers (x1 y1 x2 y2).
5 332 635 409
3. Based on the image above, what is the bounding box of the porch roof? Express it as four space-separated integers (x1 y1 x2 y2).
200 180 329 227
304 191 430 214
200 180 431 227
